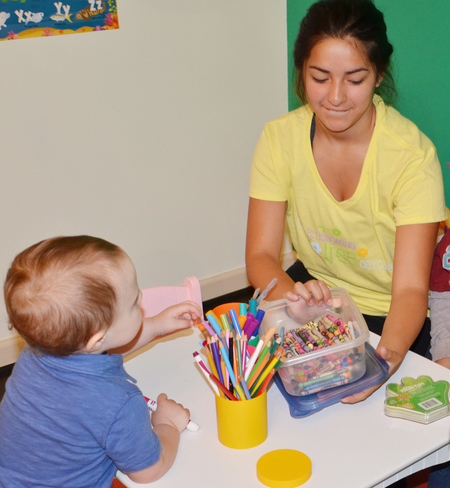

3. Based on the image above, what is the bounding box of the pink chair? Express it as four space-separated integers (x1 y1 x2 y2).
140 276 203 318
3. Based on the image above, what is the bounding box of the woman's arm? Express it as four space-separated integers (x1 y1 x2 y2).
246 197 332 304
342 221 439 403
245 197 294 300
245 197 332 304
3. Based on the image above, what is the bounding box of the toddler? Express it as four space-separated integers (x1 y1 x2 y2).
429 228 450 369
0 235 202 487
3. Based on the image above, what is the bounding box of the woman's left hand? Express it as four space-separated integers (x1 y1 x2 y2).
341 345 404 404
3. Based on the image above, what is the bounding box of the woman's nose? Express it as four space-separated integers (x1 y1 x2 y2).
328 80 346 105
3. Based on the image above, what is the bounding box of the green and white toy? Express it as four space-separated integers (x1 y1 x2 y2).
385 376 450 424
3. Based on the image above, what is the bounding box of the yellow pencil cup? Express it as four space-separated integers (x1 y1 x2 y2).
215 391 268 449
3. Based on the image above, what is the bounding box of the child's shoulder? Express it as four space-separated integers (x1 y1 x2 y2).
436 229 450 254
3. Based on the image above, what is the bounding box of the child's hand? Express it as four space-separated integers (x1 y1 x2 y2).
148 301 202 337
127 394 190 482
151 393 190 433
119 301 202 356
436 357 450 370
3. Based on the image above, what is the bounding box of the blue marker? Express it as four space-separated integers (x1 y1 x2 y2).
252 309 266 337
205 312 223 336
229 308 243 337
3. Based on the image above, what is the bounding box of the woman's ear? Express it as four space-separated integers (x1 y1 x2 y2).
376 72 384 88
85 330 107 353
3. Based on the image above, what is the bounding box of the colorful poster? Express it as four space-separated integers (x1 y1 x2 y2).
0 1 118 41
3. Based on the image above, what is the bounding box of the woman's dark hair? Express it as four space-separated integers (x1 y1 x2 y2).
293 0 396 104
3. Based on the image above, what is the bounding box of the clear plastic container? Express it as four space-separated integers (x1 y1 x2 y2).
259 288 370 396
275 343 389 417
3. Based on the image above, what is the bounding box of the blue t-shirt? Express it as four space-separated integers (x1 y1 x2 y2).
0 347 161 488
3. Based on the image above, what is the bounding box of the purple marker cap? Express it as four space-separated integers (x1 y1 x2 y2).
244 318 260 339
201 320 215 336
242 313 255 335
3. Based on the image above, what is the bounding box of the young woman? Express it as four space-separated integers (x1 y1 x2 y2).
246 0 446 409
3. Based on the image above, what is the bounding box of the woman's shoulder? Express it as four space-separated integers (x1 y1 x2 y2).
378 98 435 153
264 104 313 131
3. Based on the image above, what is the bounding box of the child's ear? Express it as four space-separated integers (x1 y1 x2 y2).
85 330 107 353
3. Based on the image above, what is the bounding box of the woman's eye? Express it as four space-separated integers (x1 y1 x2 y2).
313 77 327 83
349 79 364 85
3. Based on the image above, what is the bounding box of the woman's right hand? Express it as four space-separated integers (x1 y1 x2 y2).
285 279 333 307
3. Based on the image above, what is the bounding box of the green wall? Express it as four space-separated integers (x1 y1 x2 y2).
287 0 450 203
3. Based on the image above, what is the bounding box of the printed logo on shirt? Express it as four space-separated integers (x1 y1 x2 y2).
306 224 393 273
442 245 450 270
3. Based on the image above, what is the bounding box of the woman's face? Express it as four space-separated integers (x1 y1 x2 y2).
304 37 380 135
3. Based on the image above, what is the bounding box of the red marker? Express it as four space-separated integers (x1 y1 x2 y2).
143 396 200 433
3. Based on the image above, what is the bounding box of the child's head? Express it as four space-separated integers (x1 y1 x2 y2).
4 235 133 356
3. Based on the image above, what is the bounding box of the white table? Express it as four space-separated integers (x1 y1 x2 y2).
117 330 450 488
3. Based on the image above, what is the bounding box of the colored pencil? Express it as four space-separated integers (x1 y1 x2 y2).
233 380 247 401
205 312 223 337
247 342 271 385
198 322 212 342
254 368 276 397
209 374 237 400
210 337 225 386
250 354 280 394
219 344 238 386
229 308 243 337
201 320 215 337
194 298 287 402
239 375 252 400
244 337 264 381
247 352 271 389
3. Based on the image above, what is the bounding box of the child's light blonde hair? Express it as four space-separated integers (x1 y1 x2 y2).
4 235 126 356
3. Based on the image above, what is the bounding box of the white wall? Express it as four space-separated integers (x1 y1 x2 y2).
0 1 288 364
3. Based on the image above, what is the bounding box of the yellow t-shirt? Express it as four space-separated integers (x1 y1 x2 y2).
249 96 447 315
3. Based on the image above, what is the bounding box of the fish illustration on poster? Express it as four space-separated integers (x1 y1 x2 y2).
0 0 118 41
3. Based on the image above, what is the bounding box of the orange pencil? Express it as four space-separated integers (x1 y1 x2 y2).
255 368 276 397
198 322 212 342
250 354 280 394
263 327 277 347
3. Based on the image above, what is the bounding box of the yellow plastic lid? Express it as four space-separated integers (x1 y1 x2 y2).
257 449 312 488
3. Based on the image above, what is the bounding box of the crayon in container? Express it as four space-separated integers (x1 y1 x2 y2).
215 390 267 449
259 288 370 396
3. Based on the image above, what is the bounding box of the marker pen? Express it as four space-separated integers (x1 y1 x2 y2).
143 396 200 433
